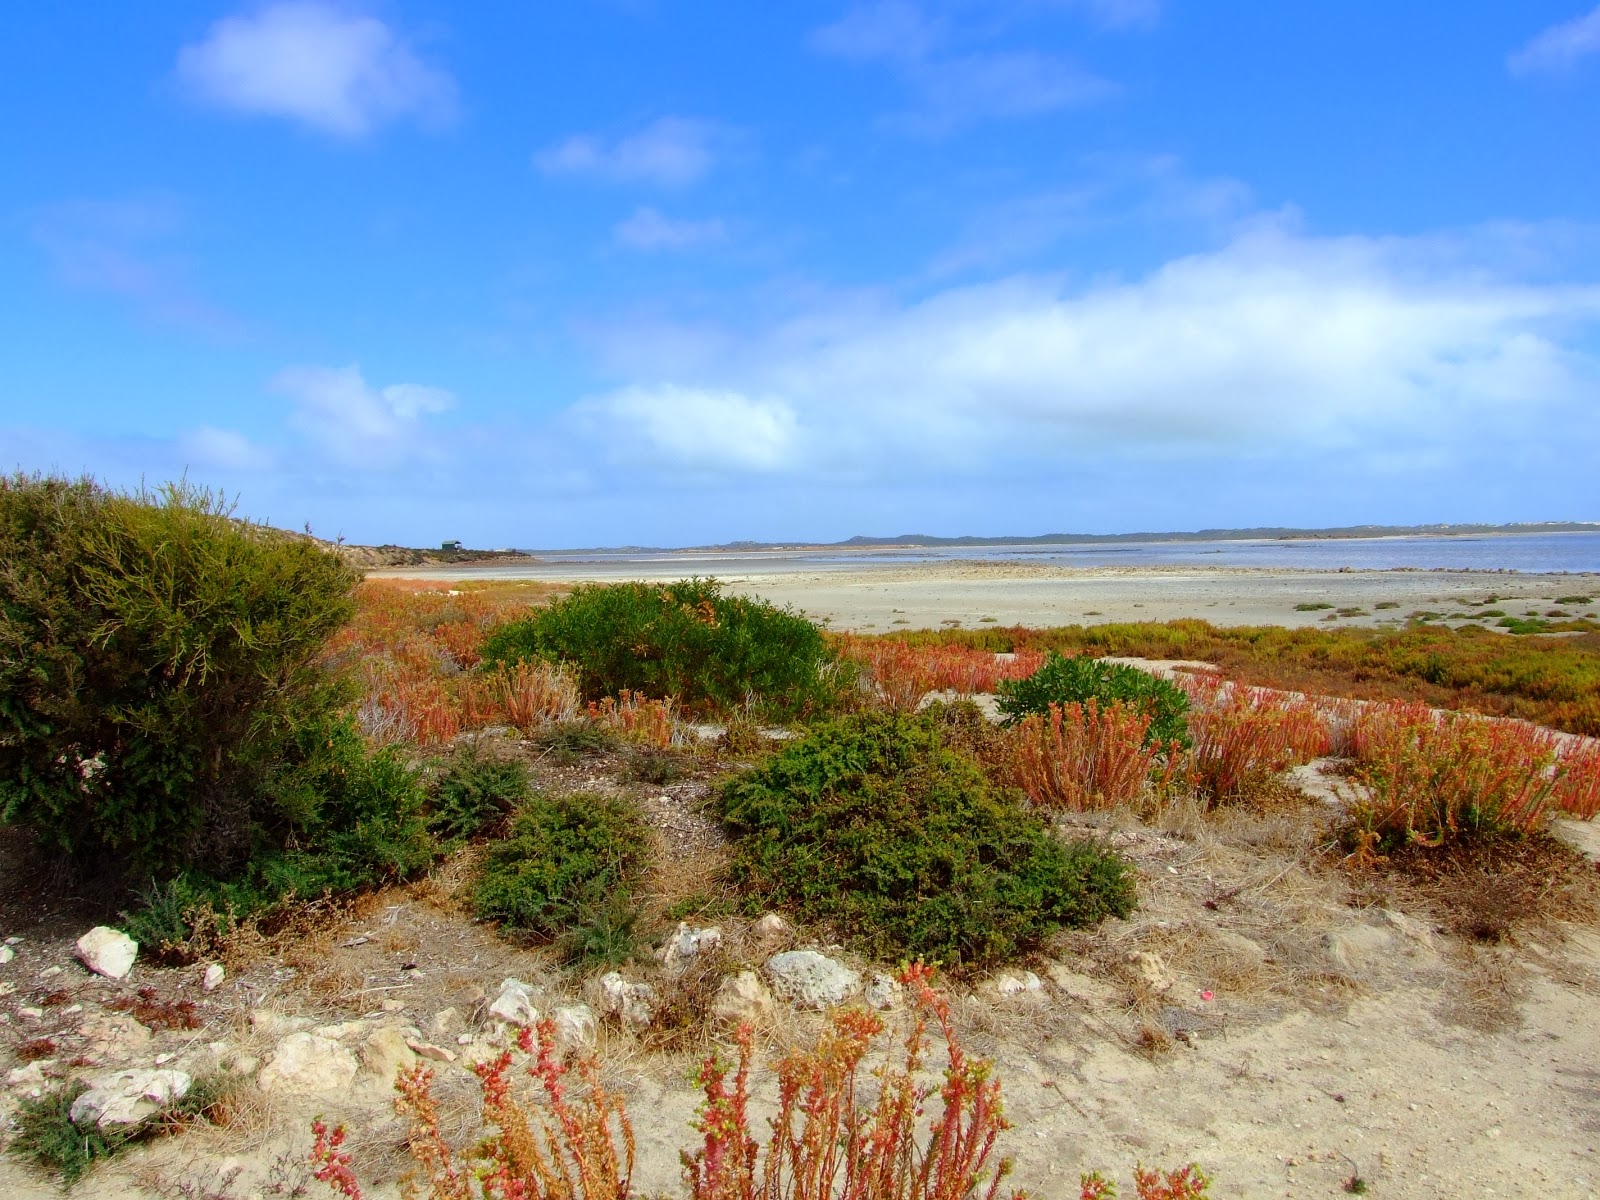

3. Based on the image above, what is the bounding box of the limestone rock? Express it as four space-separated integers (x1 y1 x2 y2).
202 963 225 992
598 972 656 1028
406 1038 457 1064
360 1027 417 1083
258 1032 359 1095
711 971 775 1025
69 1069 190 1129
553 1004 598 1053
989 970 1044 998
1128 951 1173 994
0 944 13 965
250 1010 313 1040
7 1061 49 1096
76 926 138 980
79 1013 152 1061
429 1007 465 1039
658 922 723 972
488 978 540 1026
865 973 903 1011
764 950 862 1009
752 913 790 940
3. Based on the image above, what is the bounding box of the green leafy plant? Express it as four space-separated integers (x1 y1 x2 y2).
427 747 530 842
0 475 359 881
1294 602 1334 611
718 711 1135 967
480 578 835 718
473 792 649 963
997 652 1191 748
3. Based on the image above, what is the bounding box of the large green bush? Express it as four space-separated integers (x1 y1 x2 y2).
718 711 1136 968
479 578 834 717
997 652 1191 747
0 475 365 880
473 791 649 964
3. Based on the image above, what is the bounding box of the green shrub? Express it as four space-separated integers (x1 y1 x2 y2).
0 476 359 881
718 712 1136 968
996 652 1191 747
473 792 649 964
427 747 530 842
480 578 834 717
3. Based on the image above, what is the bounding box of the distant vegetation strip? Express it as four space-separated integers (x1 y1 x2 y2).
868 620 1600 738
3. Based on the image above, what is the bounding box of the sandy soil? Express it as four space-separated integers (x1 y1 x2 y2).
373 560 1600 633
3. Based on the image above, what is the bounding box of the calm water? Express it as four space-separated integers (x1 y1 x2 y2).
440 531 1600 579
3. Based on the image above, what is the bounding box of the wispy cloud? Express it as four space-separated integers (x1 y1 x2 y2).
568 222 1600 480
612 207 728 250
535 117 731 188
1054 0 1163 31
1509 5 1600 76
271 364 456 467
176 3 457 136
812 1 1113 134
31 194 243 333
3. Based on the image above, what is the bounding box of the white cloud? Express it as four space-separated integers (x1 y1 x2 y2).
176 3 456 136
569 223 1600 479
1056 0 1163 30
535 118 729 188
613 207 728 250
180 426 274 471
271 364 455 466
576 385 799 474
1510 5 1600 75
813 2 1112 133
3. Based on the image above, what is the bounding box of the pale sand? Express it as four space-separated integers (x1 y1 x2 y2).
372 560 1600 633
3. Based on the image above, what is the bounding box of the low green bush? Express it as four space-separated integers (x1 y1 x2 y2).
473 792 649 964
427 747 530 842
996 652 1191 747
0 475 359 881
718 711 1136 968
480 578 835 717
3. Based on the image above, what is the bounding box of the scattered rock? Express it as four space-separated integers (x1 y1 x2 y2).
381 997 408 1013
360 1027 417 1083
1379 908 1436 948
711 971 776 1025
202 963 225 992
7 1061 49 1095
0 945 13 965
79 1013 152 1061
658 922 723 972
865 973 903 1011
489 978 540 1026
598 972 656 1028
1323 924 1397 972
406 1038 457 1064
18 1006 43 1020
765 950 862 1009
553 1004 598 1054
258 1033 359 1095
990 970 1045 998
69 1069 191 1129
752 913 791 940
76 926 138 980
429 1007 465 1039
1128 951 1174 995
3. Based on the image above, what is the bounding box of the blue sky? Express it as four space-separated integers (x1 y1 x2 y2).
3 2 1599 547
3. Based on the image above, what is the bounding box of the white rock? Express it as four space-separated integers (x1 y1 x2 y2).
249 1010 312 1040
752 912 790 940
359 1027 417 1083
990 970 1044 997
598 972 656 1028
553 1004 598 1053
18 1006 43 1020
429 1007 464 1039
865 973 903 1011
764 951 862 1009
0 945 14 964
1128 951 1173 994
381 997 407 1013
711 971 775 1025
658 923 723 972
79 1013 152 1060
488 978 540 1026
406 1038 457 1064
7 1061 48 1093
75 926 138 980
258 1033 359 1095
69 1069 191 1129
3 936 18 945
202 963 225 992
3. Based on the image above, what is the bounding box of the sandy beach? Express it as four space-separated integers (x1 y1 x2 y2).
372 560 1600 632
